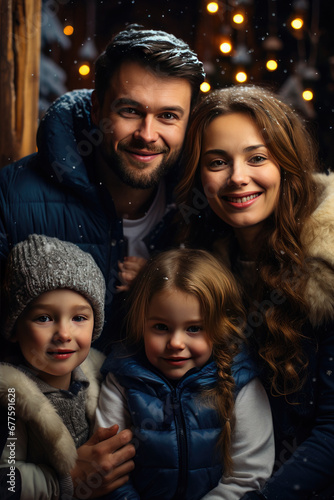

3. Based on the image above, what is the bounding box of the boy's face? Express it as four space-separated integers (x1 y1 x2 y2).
143 288 212 380
12 289 94 390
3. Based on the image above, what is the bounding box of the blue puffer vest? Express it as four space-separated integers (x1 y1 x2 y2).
101 347 258 500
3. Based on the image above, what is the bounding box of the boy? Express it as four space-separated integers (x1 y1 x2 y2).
0 234 133 499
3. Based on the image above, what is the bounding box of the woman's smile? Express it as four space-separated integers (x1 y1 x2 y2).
201 112 281 242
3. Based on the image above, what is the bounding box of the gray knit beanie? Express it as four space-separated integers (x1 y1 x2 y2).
3 234 106 340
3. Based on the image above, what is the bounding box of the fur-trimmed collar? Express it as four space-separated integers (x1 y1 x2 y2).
301 172 334 325
0 348 105 476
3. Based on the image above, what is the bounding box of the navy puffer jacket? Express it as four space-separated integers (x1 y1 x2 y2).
101 348 258 500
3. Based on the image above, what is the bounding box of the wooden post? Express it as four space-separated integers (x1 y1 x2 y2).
0 0 41 168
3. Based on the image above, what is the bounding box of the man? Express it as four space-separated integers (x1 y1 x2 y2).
0 25 205 352
0 25 204 499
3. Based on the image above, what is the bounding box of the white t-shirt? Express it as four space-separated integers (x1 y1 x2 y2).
123 181 166 259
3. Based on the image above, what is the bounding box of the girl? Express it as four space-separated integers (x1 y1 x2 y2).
96 248 274 500
176 85 334 499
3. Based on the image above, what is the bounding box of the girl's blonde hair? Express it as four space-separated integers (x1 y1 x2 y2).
126 248 246 475
176 85 319 396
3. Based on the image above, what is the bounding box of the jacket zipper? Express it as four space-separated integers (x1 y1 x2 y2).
171 387 188 500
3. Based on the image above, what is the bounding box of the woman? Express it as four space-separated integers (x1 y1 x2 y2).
176 85 334 499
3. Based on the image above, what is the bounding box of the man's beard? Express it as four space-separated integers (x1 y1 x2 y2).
101 138 181 189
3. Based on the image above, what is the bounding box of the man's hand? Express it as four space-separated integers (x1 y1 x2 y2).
117 257 147 292
71 425 135 498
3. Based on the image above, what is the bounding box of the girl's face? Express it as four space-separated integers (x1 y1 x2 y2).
200 112 281 241
144 288 212 380
13 289 94 390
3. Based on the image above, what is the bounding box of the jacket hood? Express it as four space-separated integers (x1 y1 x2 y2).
301 172 334 325
37 89 95 192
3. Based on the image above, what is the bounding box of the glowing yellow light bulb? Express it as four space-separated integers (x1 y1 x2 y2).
220 42 232 54
63 25 74 36
207 2 219 13
235 71 247 83
233 13 244 24
303 90 313 101
79 64 90 76
266 60 278 71
291 18 303 30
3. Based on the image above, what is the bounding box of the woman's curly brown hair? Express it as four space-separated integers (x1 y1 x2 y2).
176 85 319 396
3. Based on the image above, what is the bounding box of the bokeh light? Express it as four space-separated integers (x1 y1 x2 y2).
291 18 303 30
303 90 314 101
79 64 90 76
220 42 232 54
200 82 211 93
266 59 278 71
235 71 247 83
63 25 74 36
233 13 244 24
207 2 219 14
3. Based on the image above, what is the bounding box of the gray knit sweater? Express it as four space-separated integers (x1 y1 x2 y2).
18 364 90 448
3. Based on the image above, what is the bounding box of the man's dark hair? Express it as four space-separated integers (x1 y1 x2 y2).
94 24 205 106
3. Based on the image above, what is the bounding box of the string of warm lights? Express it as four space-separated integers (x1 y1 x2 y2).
61 1 321 104
200 0 320 106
